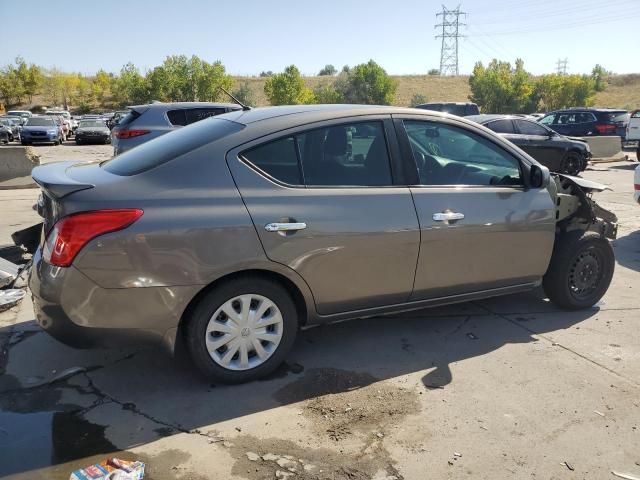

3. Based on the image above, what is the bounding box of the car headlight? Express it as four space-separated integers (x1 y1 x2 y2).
47 129 57 135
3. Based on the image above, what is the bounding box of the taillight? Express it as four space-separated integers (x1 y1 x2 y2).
43 209 143 267
594 123 616 135
635 183 640 191
114 129 150 139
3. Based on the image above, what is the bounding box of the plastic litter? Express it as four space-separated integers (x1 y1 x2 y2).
0 257 19 288
69 458 145 480
0 289 25 311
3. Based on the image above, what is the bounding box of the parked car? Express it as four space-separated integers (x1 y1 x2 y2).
0 117 21 141
467 114 591 175
49 115 68 141
75 119 111 145
0 124 10 144
21 116 62 145
540 108 629 138
626 110 640 159
6 110 32 125
44 110 73 138
28 105 617 383
635 164 640 204
111 102 242 155
415 102 480 116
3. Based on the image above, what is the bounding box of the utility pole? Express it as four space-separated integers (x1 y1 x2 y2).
556 58 568 75
435 4 466 76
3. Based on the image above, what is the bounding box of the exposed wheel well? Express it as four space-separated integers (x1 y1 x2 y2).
178 269 309 341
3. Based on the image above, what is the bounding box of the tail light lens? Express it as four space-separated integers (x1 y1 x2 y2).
44 209 143 267
594 123 616 135
635 183 640 191
114 129 150 139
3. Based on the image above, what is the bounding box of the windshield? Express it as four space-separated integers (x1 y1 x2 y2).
26 117 55 126
79 120 106 128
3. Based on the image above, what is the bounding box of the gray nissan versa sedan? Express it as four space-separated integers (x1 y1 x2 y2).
29 105 617 383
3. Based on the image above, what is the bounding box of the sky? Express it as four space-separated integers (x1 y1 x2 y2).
2 0 639 76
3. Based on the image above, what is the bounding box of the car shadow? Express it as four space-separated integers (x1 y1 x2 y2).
607 163 638 171
0 292 599 477
613 229 640 272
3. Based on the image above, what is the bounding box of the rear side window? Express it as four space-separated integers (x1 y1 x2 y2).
243 137 301 185
102 118 244 176
241 121 394 187
167 109 187 126
602 112 629 123
486 119 515 134
516 119 548 136
185 108 227 125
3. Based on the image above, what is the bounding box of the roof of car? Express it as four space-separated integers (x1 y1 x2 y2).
219 104 461 126
547 107 627 113
465 114 525 123
128 102 242 111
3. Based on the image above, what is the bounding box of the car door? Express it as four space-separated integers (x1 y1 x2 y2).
226 116 421 315
514 119 564 171
394 115 556 300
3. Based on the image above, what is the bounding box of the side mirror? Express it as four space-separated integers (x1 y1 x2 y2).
530 164 550 189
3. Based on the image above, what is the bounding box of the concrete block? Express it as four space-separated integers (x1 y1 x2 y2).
582 136 622 159
0 146 40 182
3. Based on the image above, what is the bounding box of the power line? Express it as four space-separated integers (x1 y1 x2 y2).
435 5 466 75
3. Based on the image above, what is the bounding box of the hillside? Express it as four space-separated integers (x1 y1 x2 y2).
236 73 640 110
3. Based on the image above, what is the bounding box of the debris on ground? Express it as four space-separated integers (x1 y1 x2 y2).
561 461 575 471
612 471 640 480
466 332 478 340
594 410 606 417
0 245 27 265
0 257 19 288
0 289 25 311
69 458 145 480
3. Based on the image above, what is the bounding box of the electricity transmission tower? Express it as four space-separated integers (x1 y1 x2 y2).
435 5 466 76
556 58 568 75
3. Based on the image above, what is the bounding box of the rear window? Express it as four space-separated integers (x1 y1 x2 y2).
168 108 228 126
602 112 629 123
102 118 244 176
116 110 141 128
26 117 55 126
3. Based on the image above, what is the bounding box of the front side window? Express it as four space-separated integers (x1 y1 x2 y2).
516 119 548 136
241 121 394 187
403 120 522 187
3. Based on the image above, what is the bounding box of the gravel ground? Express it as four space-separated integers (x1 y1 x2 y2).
0 150 639 480
31 140 113 164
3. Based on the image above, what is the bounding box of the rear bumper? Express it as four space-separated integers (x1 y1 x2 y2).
28 248 199 351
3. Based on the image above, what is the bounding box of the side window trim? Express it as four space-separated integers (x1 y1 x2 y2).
392 114 528 189
238 115 406 189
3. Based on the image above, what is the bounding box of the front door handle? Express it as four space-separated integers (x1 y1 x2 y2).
433 212 465 222
265 222 307 232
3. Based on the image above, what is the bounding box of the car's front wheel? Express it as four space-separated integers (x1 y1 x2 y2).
543 231 614 310
185 277 298 383
560 152 583 176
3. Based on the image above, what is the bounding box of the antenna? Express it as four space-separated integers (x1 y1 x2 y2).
219 87 251 111
435 4 466 76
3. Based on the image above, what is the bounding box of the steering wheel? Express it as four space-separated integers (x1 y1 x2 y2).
417 151 443 184
426 142 442 156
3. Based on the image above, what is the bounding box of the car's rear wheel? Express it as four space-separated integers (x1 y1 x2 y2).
543 231 614 310
185 277 298 383
560 152 583 176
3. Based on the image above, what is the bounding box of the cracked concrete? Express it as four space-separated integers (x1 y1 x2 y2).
0 155 639 479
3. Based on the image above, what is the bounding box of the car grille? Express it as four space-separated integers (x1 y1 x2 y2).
31 131 47 137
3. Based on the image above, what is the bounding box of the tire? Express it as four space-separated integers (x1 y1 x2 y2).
185 277 298 383
76 140 82 145
560 151 583 176
543 231 615 310
8 134 13 142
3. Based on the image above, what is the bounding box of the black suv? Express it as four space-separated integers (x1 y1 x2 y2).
540 108 629 138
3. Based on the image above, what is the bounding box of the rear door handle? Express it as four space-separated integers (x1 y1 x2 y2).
433 212 465 222
265 222 307 232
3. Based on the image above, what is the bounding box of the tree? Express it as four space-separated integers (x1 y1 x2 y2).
427 69 440 76
468 58 535 113
591 64 608 92
232 81 255 106
318 64 337 76
114 62 148 106
259 71 273 77
535 74 596 111
264 65 315 105
410 93 428 107
314 83 342 103
92 69 112 104
335 60 397 105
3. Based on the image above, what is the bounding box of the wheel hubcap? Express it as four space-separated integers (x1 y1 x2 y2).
205 294 283 371
568 249 602 299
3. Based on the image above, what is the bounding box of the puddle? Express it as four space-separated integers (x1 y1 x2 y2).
0 410 117 477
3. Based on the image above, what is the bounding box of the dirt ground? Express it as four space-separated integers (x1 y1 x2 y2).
0 146 639 480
